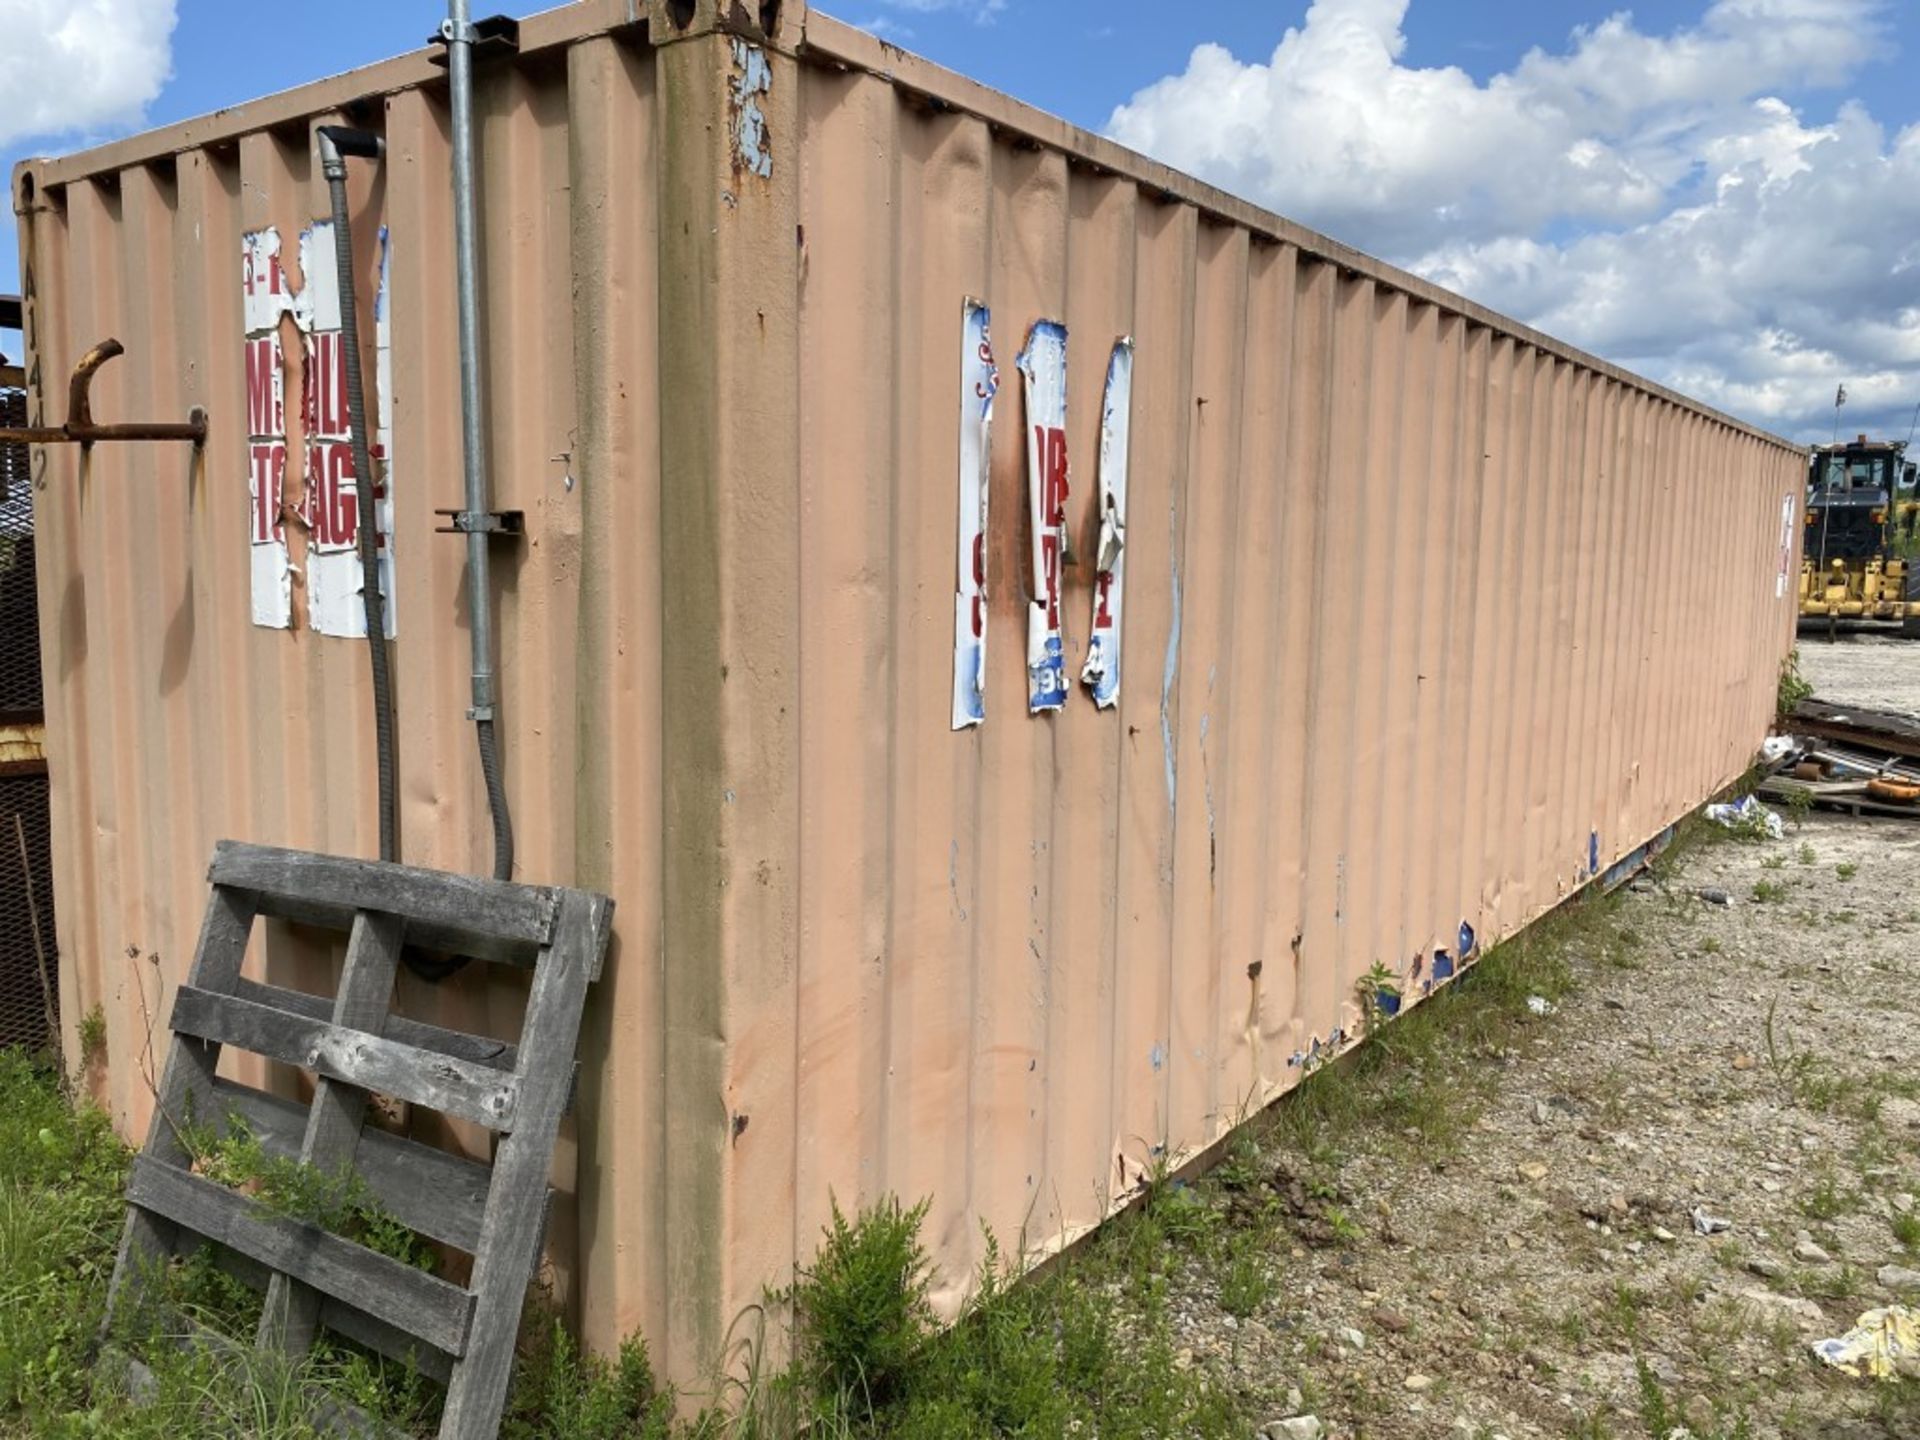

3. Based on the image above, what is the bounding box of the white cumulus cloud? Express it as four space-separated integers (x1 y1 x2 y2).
1105 0 1915 442
0 0 177 153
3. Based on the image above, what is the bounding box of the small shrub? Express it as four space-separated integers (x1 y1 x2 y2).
503 1317 669 1440
789 1194 935 1410
1837 862 1858 881
1753 879 1789 903
1778 650 1813 714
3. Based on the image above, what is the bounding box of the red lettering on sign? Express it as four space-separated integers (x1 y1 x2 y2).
244 338 280 436
304 332 350 439
305 440 360 548
970 533 986 638
1033 424 1069 630
250 442 285 544
1093 572 1113 630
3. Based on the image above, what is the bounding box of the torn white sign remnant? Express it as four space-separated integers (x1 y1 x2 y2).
1081 337 1133 708
1018 319 1070 713
297 221 395 639
952 298 997 730
1776 491 1795 600
242 228 293 629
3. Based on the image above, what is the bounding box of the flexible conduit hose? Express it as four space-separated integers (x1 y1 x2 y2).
317 127 397 865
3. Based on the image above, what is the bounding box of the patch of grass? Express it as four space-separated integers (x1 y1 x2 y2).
1761 853 1786 871
1800 1167 1858 1222
1795 843 1816 866
76 1005 107 1069
1836 862 1858 881
178 1112 435 1272
1892 1211 1920 1254
1752 879 1790 903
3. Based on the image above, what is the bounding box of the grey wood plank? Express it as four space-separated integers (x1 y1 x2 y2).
232 978 517 1072
104 886 257 1340
127 1156 473 1357
185 1237 457 1385
261 911 406 1356
208 1079 491 1254
210 842 558 962
169 986 520 1131
438 889 612 1440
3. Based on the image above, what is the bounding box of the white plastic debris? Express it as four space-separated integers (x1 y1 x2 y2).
1691 1206 1732 1235
1704 794 1784 840
1526 996 1557 1017
1812 1306 1920 1380
1759 735 1795 765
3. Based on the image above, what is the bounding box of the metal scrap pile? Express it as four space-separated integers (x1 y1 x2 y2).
1763 698 1920 819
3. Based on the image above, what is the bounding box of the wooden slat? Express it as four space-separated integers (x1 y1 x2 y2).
170 986 520 1131
128 1157 474 1357
105 887 258 1338
209 841 560 962
232 979 516 1072
440 890 612 1436
261 912 406 1355
209 1080 491 1253
188 1239 456 1385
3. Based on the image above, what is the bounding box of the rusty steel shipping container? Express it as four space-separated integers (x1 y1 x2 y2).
13 0 1806 1388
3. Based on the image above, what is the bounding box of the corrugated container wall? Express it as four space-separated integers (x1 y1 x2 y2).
14 0 1805 1388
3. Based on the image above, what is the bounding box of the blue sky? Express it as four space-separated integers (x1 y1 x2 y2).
4 1 1917 443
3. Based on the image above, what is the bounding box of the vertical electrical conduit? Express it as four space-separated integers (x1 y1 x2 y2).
316 126 398 864
446 0 514 882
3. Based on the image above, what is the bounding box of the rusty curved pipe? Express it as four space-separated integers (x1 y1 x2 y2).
0 336 207 449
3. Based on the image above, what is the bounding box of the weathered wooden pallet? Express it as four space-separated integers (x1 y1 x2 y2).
101 841 612 1440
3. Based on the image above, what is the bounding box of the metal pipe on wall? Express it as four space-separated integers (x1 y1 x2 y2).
445 0 514 883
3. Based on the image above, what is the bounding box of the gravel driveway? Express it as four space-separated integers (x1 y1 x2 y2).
1133 641 1920 1440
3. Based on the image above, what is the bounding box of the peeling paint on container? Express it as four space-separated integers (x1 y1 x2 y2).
1081 337 1132 708
951 298 995 729
1017 319 1069 713
728 38 773 179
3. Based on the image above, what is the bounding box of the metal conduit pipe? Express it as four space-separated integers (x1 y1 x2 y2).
446 0 514 884
316 125 398 865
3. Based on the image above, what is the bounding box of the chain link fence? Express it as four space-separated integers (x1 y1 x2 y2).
0 315 57 1054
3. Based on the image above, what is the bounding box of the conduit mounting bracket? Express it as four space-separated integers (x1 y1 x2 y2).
429 14 520 64
435 507 524 537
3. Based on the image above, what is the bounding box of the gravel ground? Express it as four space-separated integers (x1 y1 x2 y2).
1795 634 1920 716
1146 645 1920 1440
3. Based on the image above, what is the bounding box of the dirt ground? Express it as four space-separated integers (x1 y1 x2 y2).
1795 633 1920 716
1157 641 1920 1440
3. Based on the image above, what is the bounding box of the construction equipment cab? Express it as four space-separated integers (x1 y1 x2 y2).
1799 435 1920 637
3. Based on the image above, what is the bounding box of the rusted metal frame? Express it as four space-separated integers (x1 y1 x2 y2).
0 338 207 448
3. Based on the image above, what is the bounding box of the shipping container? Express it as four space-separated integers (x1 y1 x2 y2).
12 0 1806 1388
